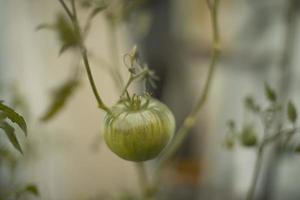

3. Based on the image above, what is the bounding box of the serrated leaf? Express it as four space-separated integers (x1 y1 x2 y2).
0 101 27 136
264 83 277 102
0 121 23 154
24 184 39 196
41 78 80 122
287 101 297 123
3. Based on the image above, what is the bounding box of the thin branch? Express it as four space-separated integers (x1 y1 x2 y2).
58 0 73 19
154 0 221 179
58 0 110 112
246 145 264 200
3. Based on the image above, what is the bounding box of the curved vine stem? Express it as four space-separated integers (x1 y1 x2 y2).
153 0 221 181
58 0 110 113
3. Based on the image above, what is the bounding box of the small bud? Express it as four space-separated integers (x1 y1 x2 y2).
130 45 139 61
227 119 236 130
264 83 277 102
287 101 297 123
240 125 257 147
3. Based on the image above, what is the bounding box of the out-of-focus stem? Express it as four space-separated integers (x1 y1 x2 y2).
136 163 154 200
246 145 264 200
153 0 221 183
58 0 110 113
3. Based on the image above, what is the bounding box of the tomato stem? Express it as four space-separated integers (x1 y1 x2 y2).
136 163 154 200
58 0 111 113
152 0 221 191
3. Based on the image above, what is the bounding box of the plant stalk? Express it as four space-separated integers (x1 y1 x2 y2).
153 0 221 183
136 163 153 200
246 145 264 200
58 0 110 113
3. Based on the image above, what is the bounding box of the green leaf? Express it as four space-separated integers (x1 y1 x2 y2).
264 83 277 102
24 184 39 196
0 101 27 136
41 78 80 122
55 13 79 54
287 100 297 123
0 121 23 154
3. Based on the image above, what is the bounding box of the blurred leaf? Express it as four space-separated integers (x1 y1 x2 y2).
287 100 297 123
224 120 237 150
0 112 6 121
78 0 109 10
227 119 235 130
91 4 108 16
0 145 17 165
55 13 79 54
41 78 80 122
244 96 260 112
83 5 108 35
36 23 55 31
78 0 94 8
24 184 39 196
295 145 300 153
224 135 235 149
0 121 23 154
118 191 137 200
0 101 27 136
240 125 257 147
264 83 277 102
59 44 73 56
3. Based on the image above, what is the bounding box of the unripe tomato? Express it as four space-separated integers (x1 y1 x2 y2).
103 96 175 162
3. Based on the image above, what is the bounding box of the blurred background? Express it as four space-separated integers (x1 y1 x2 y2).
1 0 300 199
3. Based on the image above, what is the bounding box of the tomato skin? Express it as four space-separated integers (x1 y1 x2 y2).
103 97 175 162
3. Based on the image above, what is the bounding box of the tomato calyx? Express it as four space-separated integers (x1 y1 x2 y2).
122 94 150 111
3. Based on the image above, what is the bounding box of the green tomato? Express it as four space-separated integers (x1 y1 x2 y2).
103 96 175 162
